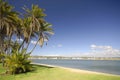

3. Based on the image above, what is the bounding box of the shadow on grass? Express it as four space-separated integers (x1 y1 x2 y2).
26 64 54 74
32 64 54 68
0 64 54 76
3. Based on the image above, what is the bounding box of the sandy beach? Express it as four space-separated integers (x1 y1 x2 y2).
32 63 120 76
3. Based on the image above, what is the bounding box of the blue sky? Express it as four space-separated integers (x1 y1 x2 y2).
8 0 120 56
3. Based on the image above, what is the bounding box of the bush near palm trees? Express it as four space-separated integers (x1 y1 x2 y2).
4 49 32 74
0 0 54 74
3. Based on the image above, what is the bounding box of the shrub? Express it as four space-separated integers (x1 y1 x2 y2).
4 49 32 74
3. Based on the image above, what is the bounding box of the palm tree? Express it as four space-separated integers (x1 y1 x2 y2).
0 0 54 74
0 0 54 54
0 0 20 54
21 5 54 53
30 22 54 53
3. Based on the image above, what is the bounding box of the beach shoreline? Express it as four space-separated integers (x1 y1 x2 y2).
31 63 120 77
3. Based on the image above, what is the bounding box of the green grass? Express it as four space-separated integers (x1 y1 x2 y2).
0 63 120 80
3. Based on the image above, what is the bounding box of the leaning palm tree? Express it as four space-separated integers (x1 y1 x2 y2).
21 5 54 53
30 22 54 53
18 17 37 51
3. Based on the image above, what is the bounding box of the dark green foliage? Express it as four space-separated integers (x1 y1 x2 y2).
4 49 32 74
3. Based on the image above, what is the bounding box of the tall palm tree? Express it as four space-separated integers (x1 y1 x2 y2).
0 0 20 54
21 5 54 53
30 22 54 53
18 17 37 51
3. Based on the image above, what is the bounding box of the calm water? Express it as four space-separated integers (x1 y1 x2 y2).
32 59 120 75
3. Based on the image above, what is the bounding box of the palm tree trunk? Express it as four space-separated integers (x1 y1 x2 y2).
30 39 39 54
19 38 25 51
25 40 30 53
8 34 12 54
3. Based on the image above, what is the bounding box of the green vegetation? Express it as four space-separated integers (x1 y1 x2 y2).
4 49 32 74
0 0 53 74
0 64 120 80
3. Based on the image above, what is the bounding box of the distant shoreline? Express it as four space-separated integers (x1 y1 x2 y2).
30 56 120 60
32 63 120 76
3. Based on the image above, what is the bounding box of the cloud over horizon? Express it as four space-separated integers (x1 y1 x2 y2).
89 44 120 57
61 45 120 57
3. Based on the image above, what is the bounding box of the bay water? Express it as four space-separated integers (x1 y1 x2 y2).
32 59 120 75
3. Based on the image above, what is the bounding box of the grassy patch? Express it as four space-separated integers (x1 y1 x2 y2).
0 63 120 80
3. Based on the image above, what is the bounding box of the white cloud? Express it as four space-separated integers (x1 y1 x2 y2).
57 44 62 47
52 44 63 48
91 44 97 49
52 45 56 48
16 38 23 42
31 40 38 45
91 44 112 50
90 44 120 57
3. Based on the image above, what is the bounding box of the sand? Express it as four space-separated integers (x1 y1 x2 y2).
32 63 120 76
